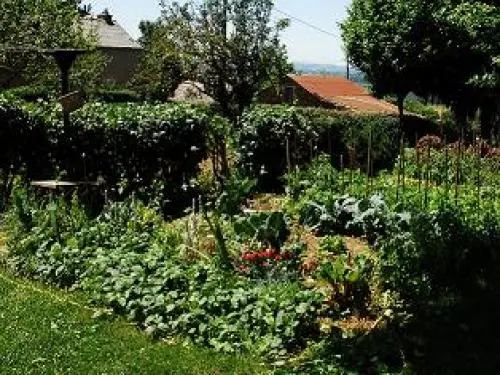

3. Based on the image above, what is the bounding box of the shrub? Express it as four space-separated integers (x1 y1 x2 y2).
0 99 51 210
0 99 216 215
2 85 54 102
88 87 142 103
237 105 400 190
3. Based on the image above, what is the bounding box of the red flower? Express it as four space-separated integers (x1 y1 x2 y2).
242 252 257 262
264 249 275 258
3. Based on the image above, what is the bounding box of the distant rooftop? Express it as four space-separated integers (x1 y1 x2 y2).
288 74 398 114
82 13 142 50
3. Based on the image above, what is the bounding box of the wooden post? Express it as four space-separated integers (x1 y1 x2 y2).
444 136 449 202
340 154 344 194
286 136 291 175
365 126 373 197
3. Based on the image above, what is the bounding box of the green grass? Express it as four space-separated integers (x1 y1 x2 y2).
0 271 266 375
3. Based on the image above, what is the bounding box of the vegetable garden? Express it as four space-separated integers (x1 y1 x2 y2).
1 97 500 374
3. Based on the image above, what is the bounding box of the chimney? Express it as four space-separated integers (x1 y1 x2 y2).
98 9 113 25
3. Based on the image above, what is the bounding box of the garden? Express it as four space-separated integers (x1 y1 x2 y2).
0 93 499 374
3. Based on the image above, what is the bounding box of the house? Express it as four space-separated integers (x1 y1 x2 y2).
82 12 143 84
262 74 399 114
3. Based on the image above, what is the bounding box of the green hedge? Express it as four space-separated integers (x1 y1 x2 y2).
3 85 142 104
0 100 212 214
237 105 400 190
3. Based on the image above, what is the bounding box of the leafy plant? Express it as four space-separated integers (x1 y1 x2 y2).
318 253 373 313
233 210 289 249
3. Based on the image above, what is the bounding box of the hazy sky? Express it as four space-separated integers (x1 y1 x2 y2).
86 0 352 65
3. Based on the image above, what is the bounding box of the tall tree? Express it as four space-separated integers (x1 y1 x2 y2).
341 0 441 120
136 0 292 119
341 0 500 135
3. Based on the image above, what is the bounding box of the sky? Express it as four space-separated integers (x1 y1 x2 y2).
86 0 352 65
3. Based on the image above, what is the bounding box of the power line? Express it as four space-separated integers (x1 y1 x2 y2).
274 8 339 38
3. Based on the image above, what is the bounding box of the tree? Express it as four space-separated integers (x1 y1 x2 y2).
133 18 188 101
136 0 292 119
0 0 107 91
341 0 442 120
341 0 500 136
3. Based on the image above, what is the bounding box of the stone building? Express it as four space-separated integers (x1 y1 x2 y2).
82 12 143 84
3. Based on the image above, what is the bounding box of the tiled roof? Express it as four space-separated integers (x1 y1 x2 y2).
288 74 398 114
82 15 142 50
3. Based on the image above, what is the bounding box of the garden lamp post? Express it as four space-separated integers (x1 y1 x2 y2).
42 49 86 127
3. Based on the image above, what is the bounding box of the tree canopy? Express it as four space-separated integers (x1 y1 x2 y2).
342 0 500 134
135 0 292 119
0 0 106 90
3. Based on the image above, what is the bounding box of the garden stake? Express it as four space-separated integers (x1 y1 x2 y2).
340 154 345 194
366 126 372 197
286 136 291 175
401 136 406 207
309 139 314 163
416 143 422 196
349 144 354 192
293 133 297 170
424 142 431 209
396 136 403 202
476 137 481 213
455 133 463 205
444 136 449 202
328 128 333 163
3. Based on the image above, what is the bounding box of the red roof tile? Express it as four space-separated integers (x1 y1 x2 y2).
290 74 369 97
288 74 398 114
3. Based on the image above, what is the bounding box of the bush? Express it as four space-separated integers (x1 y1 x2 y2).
237 105 400 190
88 87 142 103
378 206 500 305
0 100 215 215
2 85 54 102
0 98 51 209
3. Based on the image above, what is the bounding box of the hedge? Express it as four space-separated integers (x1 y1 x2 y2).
0 99 212 214
3 85 142 104
237 105 401 190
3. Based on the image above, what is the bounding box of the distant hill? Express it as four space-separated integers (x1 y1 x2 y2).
293 62 368 86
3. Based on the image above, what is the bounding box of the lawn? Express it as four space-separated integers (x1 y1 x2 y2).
0 271 266 375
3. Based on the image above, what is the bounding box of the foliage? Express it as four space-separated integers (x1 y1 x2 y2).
378 206 500 305
237 105 400 190
341 0 500 135
233 210 289 249
0 99 50 210
139 0 292 118
5 194 325 359
88 86 142 103
0 100 213 215
403 141 500 187
317 252 373 314
133 19 186 101
214 170 256 216
0 0 108 91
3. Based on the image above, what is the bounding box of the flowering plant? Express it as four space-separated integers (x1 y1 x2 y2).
240 244 302 280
